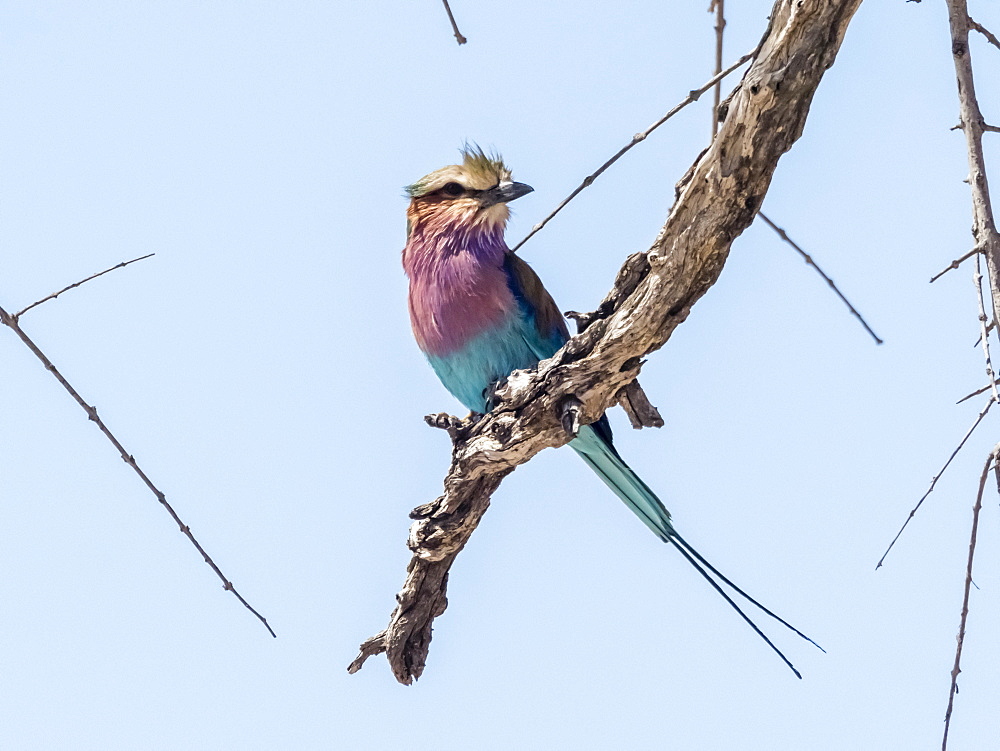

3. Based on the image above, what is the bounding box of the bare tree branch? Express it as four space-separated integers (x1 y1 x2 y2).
969 17 1000 52
350 0 865 685
973 256 999 402
757 212 883 344
957 377 1000 404
509 51 755 254
877 398 994 569
0 302 275 638
942 445 999 751
709 0 726 139
566 310 664 429
946 1 1000 328
930 244 984 282
936 8 1000 735
440 0 467 45
14 253 155 320
713 10 879 348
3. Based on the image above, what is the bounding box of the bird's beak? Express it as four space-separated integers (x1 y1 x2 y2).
479 181 534 208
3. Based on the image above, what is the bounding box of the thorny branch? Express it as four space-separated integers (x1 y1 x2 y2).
1 265 275 638
14 253 155 320
876 398 994 569
946 1 1000 328
930 244 984 282
973 256 999 403
509 51 755 254
756 212 883 344
957 376 1000 404
706 6 880 344
942 445 999 751
901 261 1000 576
937 2 1000 743
350 0 864 685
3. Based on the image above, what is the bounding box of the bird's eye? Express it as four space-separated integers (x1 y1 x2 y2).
442 182 465 197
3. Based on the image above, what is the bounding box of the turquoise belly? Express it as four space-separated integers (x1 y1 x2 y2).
426 317 540 413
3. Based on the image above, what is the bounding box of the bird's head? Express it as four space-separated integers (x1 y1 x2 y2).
404 146 533 241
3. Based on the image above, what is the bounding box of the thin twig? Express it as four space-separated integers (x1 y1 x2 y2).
942 445 998 751
709 0 726 140
973 256 1000 402
876 398 994 569
14 253 155 320
930 245 984 282
956 376 1000 404
971 319 996 349
0 303 275 638
757 212 883 344
509 51 755 253
440 0 466 45
969 17 1000 52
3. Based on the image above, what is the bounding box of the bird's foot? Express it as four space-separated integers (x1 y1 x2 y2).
484 378 509 411
424 411 484 441
559 396 584 438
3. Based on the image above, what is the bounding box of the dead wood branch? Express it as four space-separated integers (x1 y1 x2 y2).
930 244 984 282
14 253 155 320
942 445 999 751
0 302 275 638
757 212 882 344
938 4 1000 741
968 17 1000 52
709 0 727 138
350 0 864 684
877 398 994 569
510 51 755 254
973 255 1000 403
946 1 1000 328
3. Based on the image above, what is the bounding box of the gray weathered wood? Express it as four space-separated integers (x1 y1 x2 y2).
944 1 1000 328
349 0 864 685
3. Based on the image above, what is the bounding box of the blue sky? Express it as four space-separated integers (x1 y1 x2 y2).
3 1 1000 748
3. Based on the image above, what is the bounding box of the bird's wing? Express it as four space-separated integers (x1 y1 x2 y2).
503 252 570 361
503 250 617 445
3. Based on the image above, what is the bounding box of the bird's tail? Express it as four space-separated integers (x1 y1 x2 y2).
570 424 822 678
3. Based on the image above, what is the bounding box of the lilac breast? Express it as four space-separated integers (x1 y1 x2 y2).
403 224 515 358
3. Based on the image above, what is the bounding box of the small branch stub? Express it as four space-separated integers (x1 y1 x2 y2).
440 0 467 45
618 380 665 429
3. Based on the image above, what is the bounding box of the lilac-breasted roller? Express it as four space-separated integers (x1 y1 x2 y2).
402 147 818 676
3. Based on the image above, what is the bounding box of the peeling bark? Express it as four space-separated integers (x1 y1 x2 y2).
349 0 864 685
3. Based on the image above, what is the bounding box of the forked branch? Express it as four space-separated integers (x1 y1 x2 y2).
350 0 864 684
937 2 1000 746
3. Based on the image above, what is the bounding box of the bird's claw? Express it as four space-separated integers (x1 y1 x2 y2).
559 397 583 438
484 378 509 411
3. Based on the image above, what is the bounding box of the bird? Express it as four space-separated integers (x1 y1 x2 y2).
401 146 820 677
